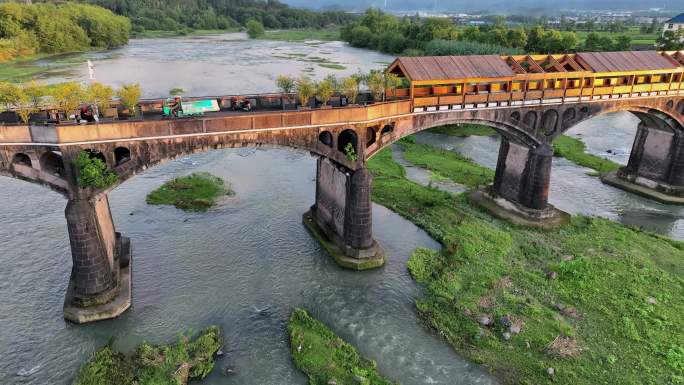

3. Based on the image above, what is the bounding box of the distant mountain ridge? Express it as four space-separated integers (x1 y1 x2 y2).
282 0 680 13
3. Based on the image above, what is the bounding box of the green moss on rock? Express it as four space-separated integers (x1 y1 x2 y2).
74 326 222 385
146 172 234 212
288 309 397 385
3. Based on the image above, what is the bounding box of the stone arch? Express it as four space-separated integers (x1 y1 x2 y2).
319 131 333 147
114 147 131 166
85 149 108 165
12 153 32 167
381 124 394 135
510 111 521 124
666 100 674 110
39 151 65 176
562 108 576 128
541 110 559 136
338 129 358 154
677 100 684 115
523 111 537 128
366 126 378 146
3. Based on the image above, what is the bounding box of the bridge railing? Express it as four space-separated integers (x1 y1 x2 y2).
0 99 412 144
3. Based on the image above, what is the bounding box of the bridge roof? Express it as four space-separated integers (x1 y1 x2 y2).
390 55 516 82
575 51 679 73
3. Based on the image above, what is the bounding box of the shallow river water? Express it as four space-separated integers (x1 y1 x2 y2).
1 35 500 385
1 33 682 385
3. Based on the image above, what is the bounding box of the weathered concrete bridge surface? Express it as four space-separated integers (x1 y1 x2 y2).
1 90 684 322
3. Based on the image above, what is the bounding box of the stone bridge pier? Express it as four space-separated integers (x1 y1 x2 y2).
470 138 570 228
603 118 684 204
63 193 132 323
304 157 384 270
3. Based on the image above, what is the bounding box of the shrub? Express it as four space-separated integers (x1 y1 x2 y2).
117 83 141 116
246 19 264 38
295 75 315 108
73 151 117 189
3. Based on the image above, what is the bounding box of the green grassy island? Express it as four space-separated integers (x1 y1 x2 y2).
553 135 622 175
397 137 494 188
146 172 234 212
288 309 396 385
367 149 684 385
74 326 222 385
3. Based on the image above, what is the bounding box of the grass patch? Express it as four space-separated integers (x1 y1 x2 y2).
132 29 238 39
318 63 346 70
259 28 340 42
396 137 494 188
146 172 234 212
74 326 222 385
553 135 621 175
367 148 684 385
429 124 498 137
288 309 397 385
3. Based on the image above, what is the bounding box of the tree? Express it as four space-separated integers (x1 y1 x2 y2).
117 83 141 116
613 35 632 51
340 76 359 105
506 27 528 49
315 78 335 107
276 75 295 95
245 19 264 38
383 72 402 100
23 81 46 109
87 82 114 117
583 32 603 51
0 82 22 111
657 30 684 51
347 25 374 48
560 32 579 52
49 82 84 116
14 87 34 124
365 70 385 102
526 25 545 53
295 75 315 108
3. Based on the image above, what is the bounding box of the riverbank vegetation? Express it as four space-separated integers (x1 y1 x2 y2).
288 309 396 385
340 9 634 56
146 172 234 212
0 2 130 62
553 135 622 175
74 150 117 189
367 148 684 385
259 28 342 42
81 0 354 37
396 138 494 188
428 124 497 137
74 326 222 385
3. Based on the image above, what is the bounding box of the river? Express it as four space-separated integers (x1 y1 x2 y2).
1 34 497 385
0 32 681 385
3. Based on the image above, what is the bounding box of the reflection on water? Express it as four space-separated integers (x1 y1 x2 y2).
0 148 496 385
33 32 393 97
414 116 684 240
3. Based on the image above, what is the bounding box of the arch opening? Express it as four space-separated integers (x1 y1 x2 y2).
366 126 378 147
523 111 538 128
114 147 131 166
85 149 107 165
318 131 333 147
40 151 65 176
541 110 559 136
381 124 394 136
338 129 358 154
12 153 32 167
677 100 684 115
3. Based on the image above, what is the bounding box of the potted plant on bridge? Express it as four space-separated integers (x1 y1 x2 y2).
315 77 335 109
295 75 315 110
87 82 114 120
117 83 141 120
49 82 84 123
365 70 385 103
276 75 296 110
340 76 359 106
0 82 23 123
